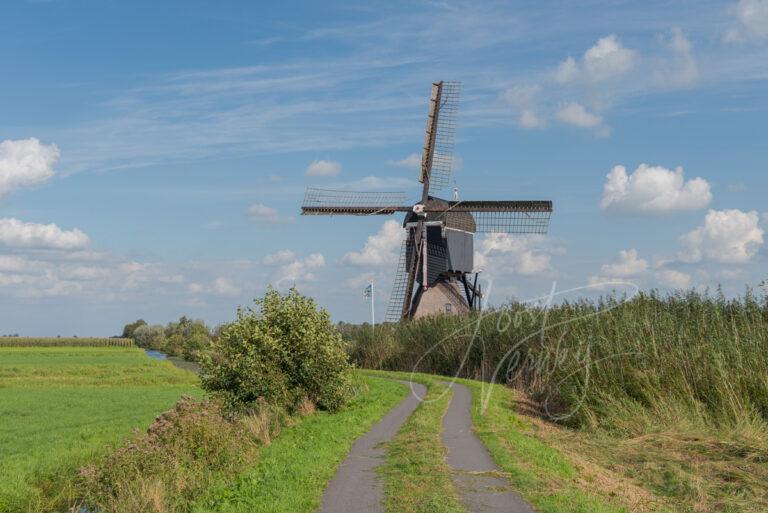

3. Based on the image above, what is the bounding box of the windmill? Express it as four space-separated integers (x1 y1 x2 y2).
301 81 553 322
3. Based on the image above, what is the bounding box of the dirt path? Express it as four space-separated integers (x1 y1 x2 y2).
441 382 537 513
317 380 427 513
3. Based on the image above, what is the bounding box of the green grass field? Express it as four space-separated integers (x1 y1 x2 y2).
0 346 199 513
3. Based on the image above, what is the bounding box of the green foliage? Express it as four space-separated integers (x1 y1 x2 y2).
129 316 213 362
131 324 166 350
121 319 147 339
201 288 353 412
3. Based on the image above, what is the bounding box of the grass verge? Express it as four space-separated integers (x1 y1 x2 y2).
459 379 641 513
193 374 407 513
0 346 199 513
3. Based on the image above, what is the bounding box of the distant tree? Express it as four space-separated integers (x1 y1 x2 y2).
122 319 147 339
163 317 212 360
132 325 166 350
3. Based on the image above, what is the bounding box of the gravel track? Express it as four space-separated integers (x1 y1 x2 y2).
317 380 427 513
441 381 537 513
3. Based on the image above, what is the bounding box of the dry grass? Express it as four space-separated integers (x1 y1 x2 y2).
511 390 768 513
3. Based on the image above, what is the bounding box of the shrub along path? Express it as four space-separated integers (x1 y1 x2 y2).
317 381 426 513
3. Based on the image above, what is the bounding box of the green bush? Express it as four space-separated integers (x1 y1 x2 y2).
200 288 353 412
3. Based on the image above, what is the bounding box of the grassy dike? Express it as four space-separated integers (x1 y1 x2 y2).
366 370 639 513
193 375 408 513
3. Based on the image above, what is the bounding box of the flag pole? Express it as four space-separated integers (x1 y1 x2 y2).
370 281 375 330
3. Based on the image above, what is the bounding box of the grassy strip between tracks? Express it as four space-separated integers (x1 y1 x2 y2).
377 375 466 513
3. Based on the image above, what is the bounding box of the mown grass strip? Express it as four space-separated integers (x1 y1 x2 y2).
195 375 407 513
378 376 466 513
459 379 630 513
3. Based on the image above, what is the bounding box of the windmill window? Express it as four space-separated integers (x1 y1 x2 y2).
445 303 453 313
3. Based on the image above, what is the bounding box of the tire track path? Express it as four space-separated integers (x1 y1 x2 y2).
317 380 426 513
441 382 537 513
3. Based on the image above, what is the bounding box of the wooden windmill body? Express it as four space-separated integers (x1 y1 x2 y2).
301 81 553 322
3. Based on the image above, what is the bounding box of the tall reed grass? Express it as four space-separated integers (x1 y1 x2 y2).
346 291 768 432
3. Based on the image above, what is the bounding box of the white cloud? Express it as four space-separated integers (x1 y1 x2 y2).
262 249 297 265
0 255 29 272
0 138 60 198
679 209 764 263
343 220 403 266
474 234 558 276
59 266 111 280
582 35 636 80
518 110 545 129
387 153 421 168
345 271 379 290
0 218 89 249
247 203 292 224
654 28 698 88
500 85 545 129
725 0 768 42
557 102 602 128
655 268 692 288
555 35 635 83
188 282 204 294
600 164 712 215
305 159 341 177
334 175 417 191
600 249 648 277
554 57 579 83
212 277 241 297
276 252 325 286
718 268 746 281
556 102 609 134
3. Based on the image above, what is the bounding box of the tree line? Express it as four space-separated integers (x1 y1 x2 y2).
121 316 216 362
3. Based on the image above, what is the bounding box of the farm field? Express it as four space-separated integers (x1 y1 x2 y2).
0 346 199 513
0 337 133 347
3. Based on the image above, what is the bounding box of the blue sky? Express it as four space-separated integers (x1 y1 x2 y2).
1 0 766 335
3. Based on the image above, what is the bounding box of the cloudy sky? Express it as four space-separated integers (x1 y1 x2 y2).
2 0 767 335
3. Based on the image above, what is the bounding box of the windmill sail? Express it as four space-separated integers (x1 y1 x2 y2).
385 237 412 322
420 81 461 196
432 200 553 233
301 188 408 215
